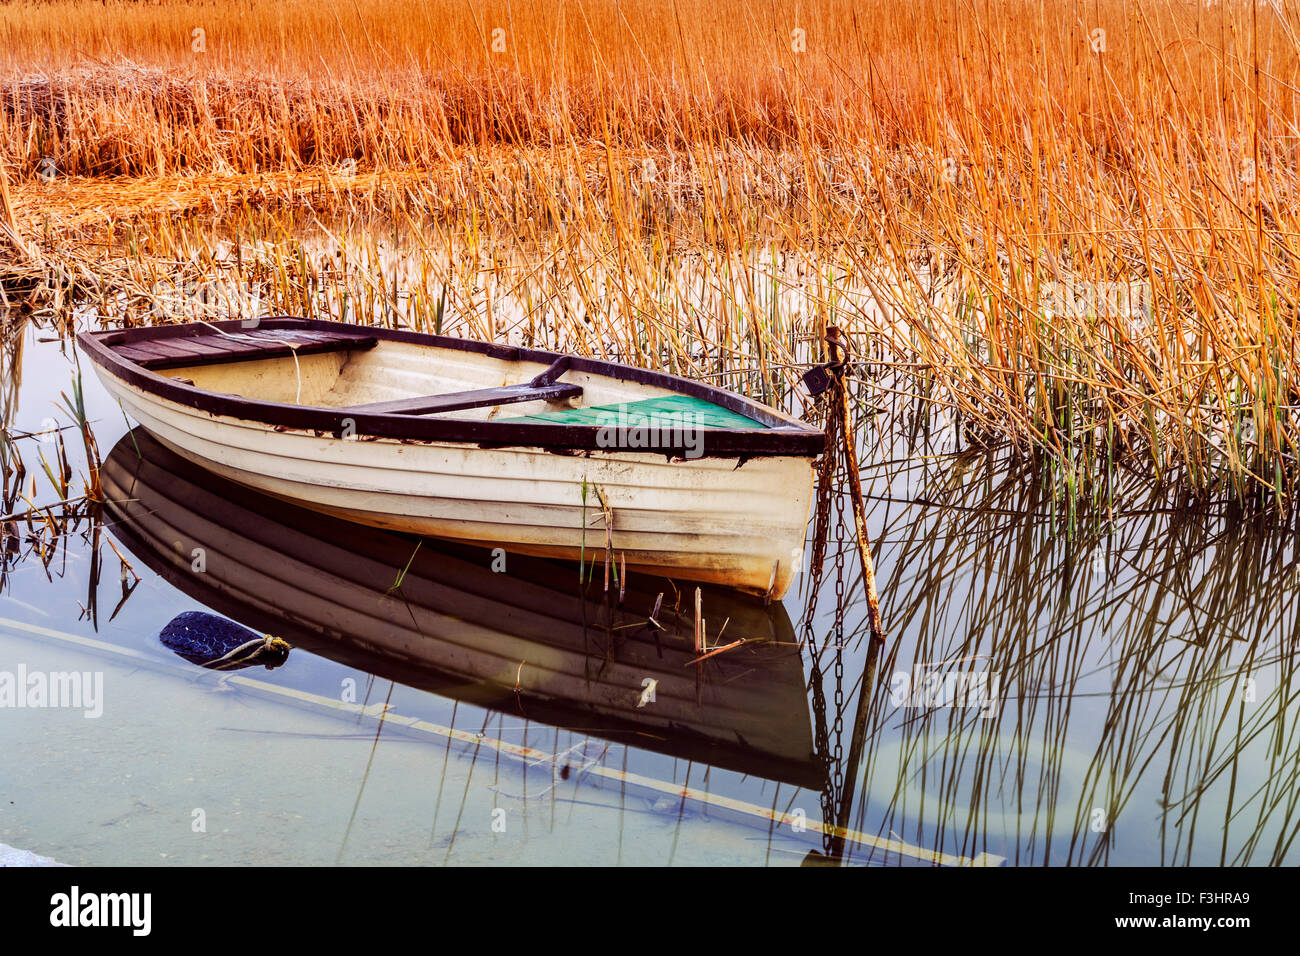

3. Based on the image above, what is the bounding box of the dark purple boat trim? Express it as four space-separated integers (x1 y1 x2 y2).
77 317 826 459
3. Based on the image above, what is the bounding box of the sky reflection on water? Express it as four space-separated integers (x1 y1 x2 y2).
1 316 1297 866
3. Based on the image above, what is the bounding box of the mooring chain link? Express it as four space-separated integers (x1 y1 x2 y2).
801 397 837 852
830 446 847 800
798 335 854 854
804 615 836 853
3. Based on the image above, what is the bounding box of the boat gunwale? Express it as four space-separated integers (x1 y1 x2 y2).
78 317 826 459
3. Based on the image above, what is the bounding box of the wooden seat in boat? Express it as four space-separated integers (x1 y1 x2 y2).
106 327 379 371
341 355 583 417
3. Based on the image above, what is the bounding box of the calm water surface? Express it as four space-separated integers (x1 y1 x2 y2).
1 316 1296 866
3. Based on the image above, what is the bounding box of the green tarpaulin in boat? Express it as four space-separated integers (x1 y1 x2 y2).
498 394 767 429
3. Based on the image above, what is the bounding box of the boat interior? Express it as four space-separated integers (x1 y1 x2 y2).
110 324 768 427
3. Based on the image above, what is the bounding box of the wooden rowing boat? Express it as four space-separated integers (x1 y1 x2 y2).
101 429 823 787
79 317 824 598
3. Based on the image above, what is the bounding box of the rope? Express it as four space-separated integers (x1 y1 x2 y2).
197 320 304 406
202 634 291 670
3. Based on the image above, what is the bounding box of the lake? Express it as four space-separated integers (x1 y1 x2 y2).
2 313 1295 866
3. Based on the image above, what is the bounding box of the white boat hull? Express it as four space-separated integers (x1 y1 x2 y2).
96 372 816 597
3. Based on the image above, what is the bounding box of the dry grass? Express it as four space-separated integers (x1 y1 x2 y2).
4 1 1300 511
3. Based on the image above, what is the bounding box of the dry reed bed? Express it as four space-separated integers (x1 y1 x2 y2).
3 1 1300 510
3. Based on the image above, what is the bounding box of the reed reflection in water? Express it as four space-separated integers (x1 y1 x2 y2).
810 438 1300 865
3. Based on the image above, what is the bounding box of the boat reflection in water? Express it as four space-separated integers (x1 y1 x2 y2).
101 429 822 789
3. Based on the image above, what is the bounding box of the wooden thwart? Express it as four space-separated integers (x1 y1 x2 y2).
110 327 378 371
343 355 582 416
344 382 582 417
